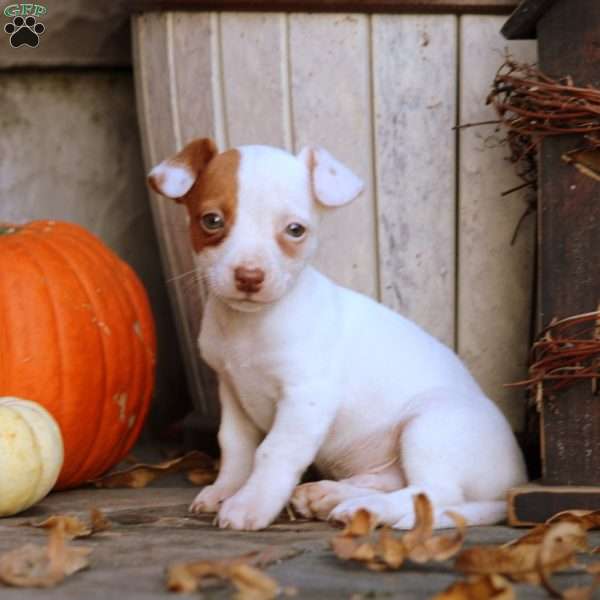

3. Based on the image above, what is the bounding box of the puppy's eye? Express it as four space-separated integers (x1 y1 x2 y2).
199 212 225 233
285 223 306 239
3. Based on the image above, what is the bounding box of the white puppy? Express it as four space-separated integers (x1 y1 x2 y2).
149 138 527 531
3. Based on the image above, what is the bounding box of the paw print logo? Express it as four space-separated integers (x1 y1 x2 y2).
4 16 45 48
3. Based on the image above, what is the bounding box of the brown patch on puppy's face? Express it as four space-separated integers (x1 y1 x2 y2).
181 149 240 254
276 227 307 259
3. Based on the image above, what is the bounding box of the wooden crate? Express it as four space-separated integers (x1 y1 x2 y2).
132 6 535 430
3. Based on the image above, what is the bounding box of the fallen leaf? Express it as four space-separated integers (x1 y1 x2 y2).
456 521 587 584
376 527 406 569
166 546 298 595
91 451 216 489
186 468 217 486
341 508 377 537
433 574 514 599
32 516 91 539
502 524 549 548
402 493 434 552
31 508 110 539
229 563 279 600
330 495 465 571
403 496 466 563
538 533 600 600
0 522 91 588
89 508 111 533
548 509 600 531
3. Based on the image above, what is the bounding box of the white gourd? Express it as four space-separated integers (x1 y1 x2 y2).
0 397 64 517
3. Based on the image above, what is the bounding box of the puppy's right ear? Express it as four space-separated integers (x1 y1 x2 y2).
148 138 218 202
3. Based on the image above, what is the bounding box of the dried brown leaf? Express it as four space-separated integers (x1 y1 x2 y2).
502 524 549 548
92 451 216 489
402 493 434 553
330 536 363 561
31 509 110 539
456 521 586 584
166 547 296 595
410 510 466 563
331 494 465 571
230 563 279 600
376 527 406 569
433 575 514 600
89 508 111 533
33 516 91 539
538 526 599 600
186 468 218 486
0 522 91 588
340 509 377 537
548 509 600 531
401 496 466 563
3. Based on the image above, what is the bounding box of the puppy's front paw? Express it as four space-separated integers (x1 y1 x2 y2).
189 484 234 514
217 489 281 531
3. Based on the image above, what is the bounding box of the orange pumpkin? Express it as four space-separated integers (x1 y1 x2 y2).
0 221 156 489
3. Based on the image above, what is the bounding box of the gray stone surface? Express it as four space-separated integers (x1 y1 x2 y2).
0 485 598 599
0 71 190 435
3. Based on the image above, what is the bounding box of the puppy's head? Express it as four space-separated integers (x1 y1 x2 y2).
149 138 363 312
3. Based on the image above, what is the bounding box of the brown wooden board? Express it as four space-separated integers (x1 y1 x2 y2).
537 0 600 485
501 0 556 39
508 483 600 526
132 0 517 14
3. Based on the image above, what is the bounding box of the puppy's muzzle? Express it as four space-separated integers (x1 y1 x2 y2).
234 266 265 294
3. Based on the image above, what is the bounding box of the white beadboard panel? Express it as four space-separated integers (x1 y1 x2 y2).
170 13 217 145
133 13 219 420
458 16 536 430
289 13 378 299
220 13 291 149
373 15 457 348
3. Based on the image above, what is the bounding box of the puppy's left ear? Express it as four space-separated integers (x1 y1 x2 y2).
148 138 218 203
298 146 364 207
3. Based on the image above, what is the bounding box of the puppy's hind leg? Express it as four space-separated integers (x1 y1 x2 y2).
330 392 519 528
292 462 405 520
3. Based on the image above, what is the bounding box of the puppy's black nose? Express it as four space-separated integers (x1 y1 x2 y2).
234 266 265 293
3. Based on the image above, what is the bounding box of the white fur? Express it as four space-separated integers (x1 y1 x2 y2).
149 162 195 198
297 146 364 207
174 143 528 531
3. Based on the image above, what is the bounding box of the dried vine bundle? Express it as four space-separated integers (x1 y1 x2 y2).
486 59 600 189
489 59 600 137
509 310 600 405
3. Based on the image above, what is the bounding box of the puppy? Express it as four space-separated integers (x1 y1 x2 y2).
149 138 527 531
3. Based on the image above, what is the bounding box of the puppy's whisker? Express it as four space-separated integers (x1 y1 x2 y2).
167 268 198 283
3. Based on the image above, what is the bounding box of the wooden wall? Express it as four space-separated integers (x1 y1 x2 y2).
134 11 536 430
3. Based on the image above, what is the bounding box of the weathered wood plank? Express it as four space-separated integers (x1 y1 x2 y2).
458 16 536 430
289 13 378 298
536 0 600 485
508 483 600 526
373 15 457 347
134 0 518 15
220 13 290 149
133 13 218 420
